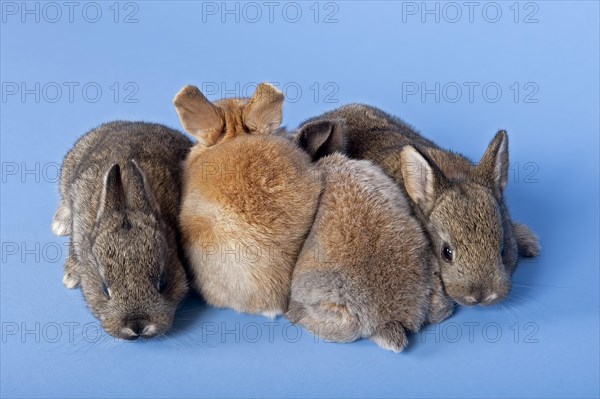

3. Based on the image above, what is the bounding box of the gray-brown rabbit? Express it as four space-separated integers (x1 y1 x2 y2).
52 121 191 339
287 120 454 352
298 104 540 306
173 83 321 318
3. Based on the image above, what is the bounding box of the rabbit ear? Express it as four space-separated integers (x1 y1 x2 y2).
173 85 225 146
400 146 442 215
476 130 509 193
296 120 346 161
125 160 159 215
97 164 125 219
242 83 284 135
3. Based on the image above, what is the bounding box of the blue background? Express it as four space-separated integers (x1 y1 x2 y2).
1 1 599 398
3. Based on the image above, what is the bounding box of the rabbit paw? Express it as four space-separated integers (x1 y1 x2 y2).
428 289 455 324
427 274 455 324
428 299 454 324
513 222 541 258
52 204 71 236
372 321 408 353
63 271 80 289
520 239 541 258
285 301 306 324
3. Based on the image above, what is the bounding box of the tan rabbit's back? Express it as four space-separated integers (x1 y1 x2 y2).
181 134 321 315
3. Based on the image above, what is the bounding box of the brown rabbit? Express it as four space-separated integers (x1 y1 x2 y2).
297 104 540 307
287 120 453 352
173 83 321 318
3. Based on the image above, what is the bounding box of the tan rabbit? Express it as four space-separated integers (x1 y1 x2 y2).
297 104 540 307
287 120 453 352
173 83 321 318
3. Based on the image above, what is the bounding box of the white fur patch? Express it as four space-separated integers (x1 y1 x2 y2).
260 310 282 320
485 293 498 302
142 324 157 336
51 205 71 236
121 327 138 338
51 219 70 236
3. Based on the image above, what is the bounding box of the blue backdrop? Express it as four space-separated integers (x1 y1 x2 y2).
1 1 598 398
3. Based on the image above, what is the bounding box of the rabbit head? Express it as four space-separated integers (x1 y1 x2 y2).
173 82 284 147
80 160 187 340
400 131 516 306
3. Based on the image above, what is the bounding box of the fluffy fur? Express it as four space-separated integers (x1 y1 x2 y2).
174 83 321 317
287 121 453 352
52 121 192 339
298 104 540 306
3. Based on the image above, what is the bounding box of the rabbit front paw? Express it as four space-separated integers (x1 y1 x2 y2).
63 253 80 289
52 204 72 236
428 297 454 324
63 271 80 289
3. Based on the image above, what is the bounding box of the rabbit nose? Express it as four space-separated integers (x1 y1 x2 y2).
465 288 501 306
483 292 499 305
462 295 480 305
463 288 484 305
141 324 158 337
121 319 145 340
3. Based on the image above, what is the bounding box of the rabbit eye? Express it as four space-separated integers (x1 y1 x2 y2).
442 244 454 263
157 272 167 293
101 281 111 298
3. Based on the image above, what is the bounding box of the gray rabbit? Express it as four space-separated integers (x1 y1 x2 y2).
297 105 540 307
52 121 192 339
287 120 453 352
